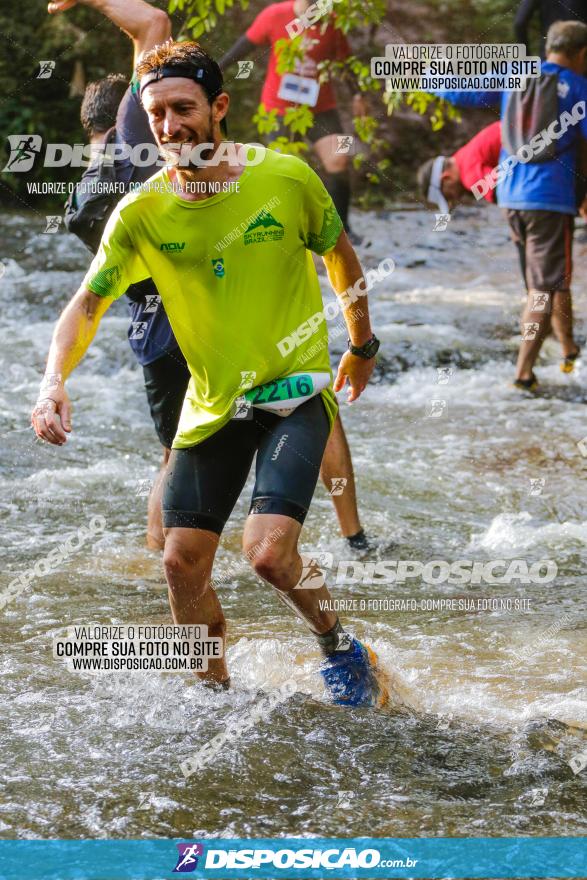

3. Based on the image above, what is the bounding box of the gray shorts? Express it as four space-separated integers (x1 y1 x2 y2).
506 209 574 293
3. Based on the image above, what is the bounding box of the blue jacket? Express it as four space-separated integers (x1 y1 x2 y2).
438 61 587 214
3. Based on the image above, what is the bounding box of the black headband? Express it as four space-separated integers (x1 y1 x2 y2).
139 63 223 101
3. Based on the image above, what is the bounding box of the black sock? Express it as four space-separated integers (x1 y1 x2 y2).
325 171 351 230
314 618 352 655
346 528 370 551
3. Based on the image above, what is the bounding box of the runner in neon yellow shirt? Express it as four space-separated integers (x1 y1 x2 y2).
31 40 386 706
84 147 340 448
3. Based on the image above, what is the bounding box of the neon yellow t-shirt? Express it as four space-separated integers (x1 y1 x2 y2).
84 147 342 448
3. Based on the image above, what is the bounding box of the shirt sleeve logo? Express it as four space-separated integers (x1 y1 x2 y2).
91 264 121 294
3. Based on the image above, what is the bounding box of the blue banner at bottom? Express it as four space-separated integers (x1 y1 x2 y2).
0 837 585 879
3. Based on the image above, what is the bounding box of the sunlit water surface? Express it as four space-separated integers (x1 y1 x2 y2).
0 205 585 839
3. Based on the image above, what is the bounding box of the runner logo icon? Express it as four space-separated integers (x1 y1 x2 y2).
172 843 204 873
3 134 43 172
294 552 334 589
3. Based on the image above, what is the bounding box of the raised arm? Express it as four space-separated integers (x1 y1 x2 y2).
48 0 171 66
31 287 113 445
514 0 539 53
220 4 272 71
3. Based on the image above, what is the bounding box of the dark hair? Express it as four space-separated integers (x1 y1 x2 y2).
546 20 587 56
136 40 227 133
80 74 128 135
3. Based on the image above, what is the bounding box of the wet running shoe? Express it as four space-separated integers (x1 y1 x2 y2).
345 530 397 559
320 638 388 707
561 350 580 373
345 528 374 553
512 373 538 392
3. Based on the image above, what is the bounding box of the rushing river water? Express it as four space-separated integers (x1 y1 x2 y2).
0 204 585 840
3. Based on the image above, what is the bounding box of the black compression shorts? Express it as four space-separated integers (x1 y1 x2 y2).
142 349 191 449
162 395 331 534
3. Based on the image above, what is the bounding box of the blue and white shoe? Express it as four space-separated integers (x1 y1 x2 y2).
320 637 388 708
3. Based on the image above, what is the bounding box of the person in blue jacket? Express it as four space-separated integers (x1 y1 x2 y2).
437 20 587 390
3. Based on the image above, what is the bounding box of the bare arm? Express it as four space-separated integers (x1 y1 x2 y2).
322 231 376 403
48 0 171 66
31 287 113 445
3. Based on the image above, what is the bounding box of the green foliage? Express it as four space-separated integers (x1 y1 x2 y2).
318 55 380 94
178 0 466 200
324 0 387 35
0 0 179 205
252 104 280 136
173 0 249 38
267 136 309 159
404 91 461 130
353 114 379 144
274 36 306 75
0 0 497 208
180 0 393 192
283 105 314 137
0 0 134 203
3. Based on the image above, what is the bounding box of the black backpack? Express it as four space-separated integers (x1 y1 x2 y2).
64 127 121 254
502 73 560 162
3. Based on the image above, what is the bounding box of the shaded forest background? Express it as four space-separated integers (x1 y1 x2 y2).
0 0 536 209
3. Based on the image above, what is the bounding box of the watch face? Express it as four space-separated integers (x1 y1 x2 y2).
349 336 379 357
362 337 379 358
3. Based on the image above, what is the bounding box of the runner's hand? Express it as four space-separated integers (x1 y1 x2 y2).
334 351 375 403
48 0 79 14
31 385 72 445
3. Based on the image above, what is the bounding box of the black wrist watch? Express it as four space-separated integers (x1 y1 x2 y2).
348 333 380 359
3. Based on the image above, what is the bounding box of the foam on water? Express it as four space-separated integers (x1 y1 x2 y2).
471 512 587 553
1 207 586 838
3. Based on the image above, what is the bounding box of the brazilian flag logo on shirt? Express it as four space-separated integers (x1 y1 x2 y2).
211 258 225 278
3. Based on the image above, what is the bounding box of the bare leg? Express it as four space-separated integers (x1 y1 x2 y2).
243 513 338 635
550 289 578 359
320 413 362 538
515 290 552 381
146 447 170 551
313 133 348 176
163 527 228 683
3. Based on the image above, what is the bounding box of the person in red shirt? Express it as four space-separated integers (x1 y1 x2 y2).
418 121 533 289
220 0 365 238
417 121 502 211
